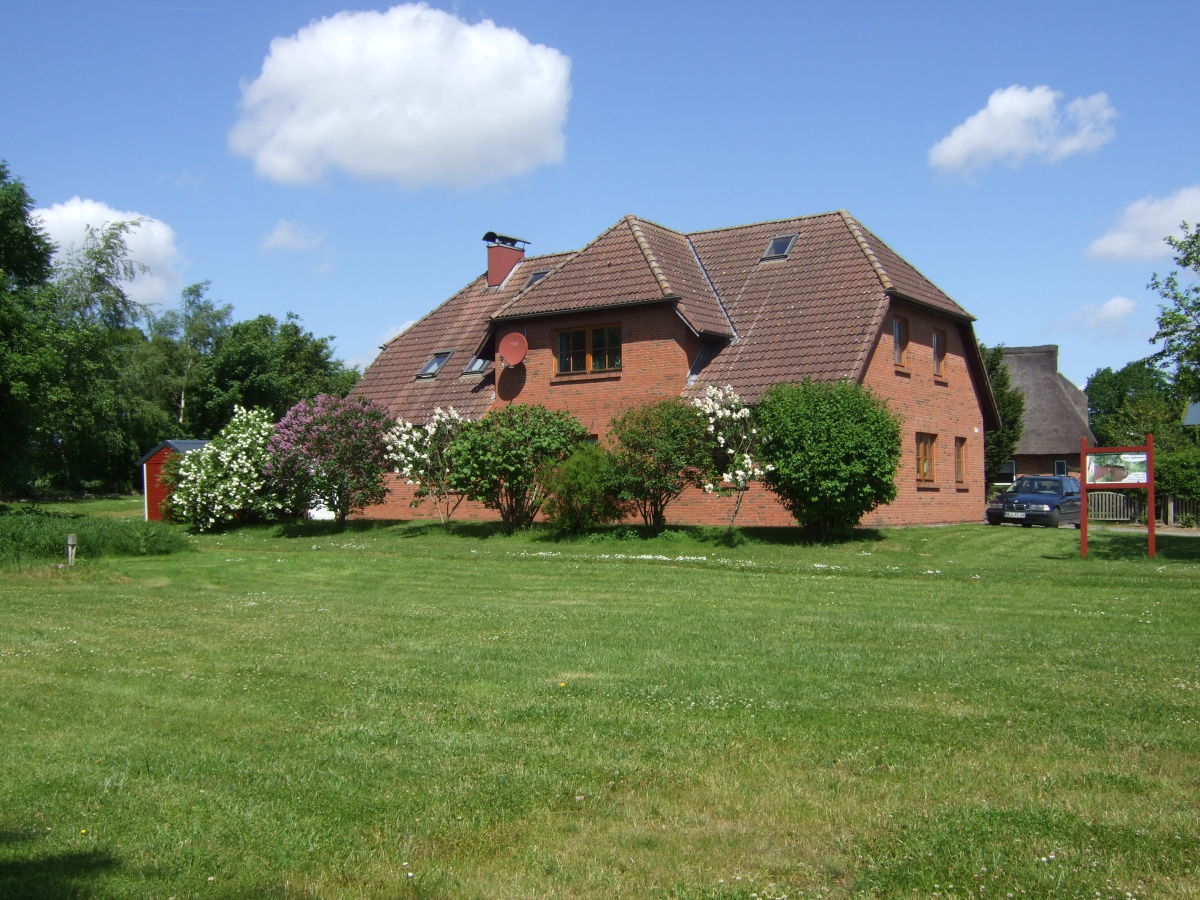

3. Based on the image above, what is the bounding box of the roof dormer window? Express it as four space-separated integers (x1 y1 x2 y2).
760 234 797 261
417 351 452 378
525 269 550 288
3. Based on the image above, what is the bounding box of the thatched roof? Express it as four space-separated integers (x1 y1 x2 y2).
1001 345 1094 454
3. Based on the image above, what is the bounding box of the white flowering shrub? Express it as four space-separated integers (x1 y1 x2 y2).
385 407 466 523
165 406 276 532
692 384 771 525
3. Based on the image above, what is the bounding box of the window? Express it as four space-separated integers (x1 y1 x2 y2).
955 437 967 483
417 351 452 378
933 329 947 377
998 459 1017 483
556 325 621 374
525 269 550 288
463 356 490 374
893 316 909 367
760 234 797 260
916 432 936 482
1054 459 1068 476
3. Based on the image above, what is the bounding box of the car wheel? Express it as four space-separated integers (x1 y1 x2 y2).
1048 509 1061 528
1073 522 1081 529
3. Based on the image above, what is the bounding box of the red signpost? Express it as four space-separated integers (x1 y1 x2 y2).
1079 434 1156 559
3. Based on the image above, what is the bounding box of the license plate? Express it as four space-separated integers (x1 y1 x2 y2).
1004 511 1026 519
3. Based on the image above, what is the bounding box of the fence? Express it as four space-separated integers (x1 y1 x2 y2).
1087 491 1197 526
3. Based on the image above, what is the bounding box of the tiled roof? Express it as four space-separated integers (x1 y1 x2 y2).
353 251 572 421
493 216 734 337
354 210 982 416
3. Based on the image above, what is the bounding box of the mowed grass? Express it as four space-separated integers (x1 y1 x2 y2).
1 520 1197 898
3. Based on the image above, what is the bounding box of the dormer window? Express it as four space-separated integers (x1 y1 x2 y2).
525 269 550 288
417 351 452 378
760 234 796 261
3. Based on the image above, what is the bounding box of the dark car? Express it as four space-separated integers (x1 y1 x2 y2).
986 475 1082 528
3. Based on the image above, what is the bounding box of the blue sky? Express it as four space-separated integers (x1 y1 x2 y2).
7 0 1199 388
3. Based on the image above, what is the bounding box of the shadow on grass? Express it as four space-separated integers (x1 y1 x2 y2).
530 523 888 547
276 519 510 540
0 830 120 899
1079 530 1200 562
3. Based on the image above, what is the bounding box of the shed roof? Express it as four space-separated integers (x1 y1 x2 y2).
138 439 209 465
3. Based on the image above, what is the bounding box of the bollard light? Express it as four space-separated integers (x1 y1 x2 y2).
66 533 77 566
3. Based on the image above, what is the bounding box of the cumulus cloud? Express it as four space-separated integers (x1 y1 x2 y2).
1062 296 1136 337
929 85 1115 176
229 4 571 188
261 218 326 252
33 197 183 306
1087 185 1200 260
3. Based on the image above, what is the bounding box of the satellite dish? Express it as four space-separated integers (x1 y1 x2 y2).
498 332 528 367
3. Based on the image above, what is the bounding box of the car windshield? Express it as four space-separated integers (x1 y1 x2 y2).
1011 477 1062 495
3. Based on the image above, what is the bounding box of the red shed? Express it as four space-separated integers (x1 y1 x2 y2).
139 440 208 521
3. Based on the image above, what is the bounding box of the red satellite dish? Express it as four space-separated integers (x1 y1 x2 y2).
498 332 528 367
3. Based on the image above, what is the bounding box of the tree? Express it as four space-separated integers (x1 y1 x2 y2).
165 407 276 532
266 394 394 524
144 281 232 431
447 404 586 533
1157 446 1200 504
0 163 57 495
191 313 359 438
610 398 712 533
1085 358 1187 452
692 384 771 526
387 406 467 524
755 380 901 538
979 343 1025 484
1151 222 1200 400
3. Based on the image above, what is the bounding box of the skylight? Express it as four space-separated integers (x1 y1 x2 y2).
463 356 490 374
760 234 797 261
417 351 452 378
525 269 550 287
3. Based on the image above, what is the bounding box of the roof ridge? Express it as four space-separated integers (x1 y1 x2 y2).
625 215 674 297
686 210 844 238
838 209 894 294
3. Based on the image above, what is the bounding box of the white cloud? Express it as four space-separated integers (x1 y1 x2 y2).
33 197 183 306
929 85 1115 176
261 218 326 252
1087 185 1200 260
1062 296 1136 337
229 4 571 188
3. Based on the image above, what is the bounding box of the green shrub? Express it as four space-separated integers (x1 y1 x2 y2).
540 443 624 534
1157 445 1200 502
755 380 901 539
448 404 587 533
610 398 712 533
0 507 188 565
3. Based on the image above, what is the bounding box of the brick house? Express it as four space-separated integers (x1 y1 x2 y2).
353 211 999 527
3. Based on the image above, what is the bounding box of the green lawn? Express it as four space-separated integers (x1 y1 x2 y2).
1 521 1197 898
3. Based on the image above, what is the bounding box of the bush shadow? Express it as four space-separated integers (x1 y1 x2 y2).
0 829 120 899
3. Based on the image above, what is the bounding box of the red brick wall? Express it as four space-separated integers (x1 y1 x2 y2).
357 301 990 528
143 448 173 521
859 300 987 526
490 306 695 436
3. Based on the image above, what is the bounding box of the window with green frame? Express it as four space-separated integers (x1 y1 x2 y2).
556 325 621 374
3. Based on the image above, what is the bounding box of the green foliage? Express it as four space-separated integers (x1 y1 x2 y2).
1085 357 1187 451
540 442 625 534
165 407 277 532
610 398 712 533
1151 222 1200 399
755 379 901 538
1156 445 1200 501
980 343 1026 484
191 313 359 437
0 161 54 290
448 403 586 533
0 506 187 565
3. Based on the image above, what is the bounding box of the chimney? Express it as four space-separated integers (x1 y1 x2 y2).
482 231 528 287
